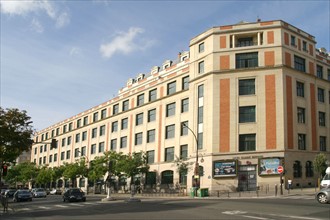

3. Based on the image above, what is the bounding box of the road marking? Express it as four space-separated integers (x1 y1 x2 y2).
69 203 85 206
241 215 272 220
222 210 247 215
268 213 323 220
54 205 68 208
38 206 51 209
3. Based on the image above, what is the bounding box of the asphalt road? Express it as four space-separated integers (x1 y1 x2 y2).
2 194 330 220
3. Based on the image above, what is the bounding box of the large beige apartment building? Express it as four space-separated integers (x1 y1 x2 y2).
32 20 330 193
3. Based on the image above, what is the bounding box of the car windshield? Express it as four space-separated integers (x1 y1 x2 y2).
20 190 30 194
36 189 44 192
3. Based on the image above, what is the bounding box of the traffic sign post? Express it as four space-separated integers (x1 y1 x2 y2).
278 165 284 195
278 166 284 174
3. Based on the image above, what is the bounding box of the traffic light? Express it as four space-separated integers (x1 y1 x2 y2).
50 139 57 149
2 165 8 176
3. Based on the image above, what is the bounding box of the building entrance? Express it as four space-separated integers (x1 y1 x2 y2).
237 165 257 191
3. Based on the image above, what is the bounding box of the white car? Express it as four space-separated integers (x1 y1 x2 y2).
32 188 47 198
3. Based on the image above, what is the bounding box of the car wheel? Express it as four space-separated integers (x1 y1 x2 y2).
82 198 86 202
317 193 328 204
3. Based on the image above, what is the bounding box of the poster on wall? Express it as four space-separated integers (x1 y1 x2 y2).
213 160 237 177
259 158 282 175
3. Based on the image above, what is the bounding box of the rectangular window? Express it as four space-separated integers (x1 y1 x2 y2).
296 81 305 97
181 121 188 136
93 112 99 122
66 150 71 160
67 136 72 145
237 37 253 47
122 100 129 111
81 146 86 156
137 94 145 106
135 132 143 145
166 102 176 117
298 133 306 150
61 152 65 160
294 55 306 72
101 108 107 119
82 131 87 141
148 109 156 122
76 134 80 143
99 125 106 136
180 144 188 159
62 138 66 147
99 142 104 153
121 118 128 130
181 98 189 113
110 139 117 151
74 148 80 158
317 65 323 79
111 121 118 132
290 35 296 46
328 69 330 81
165 124 175 139
198 42 204 53
147 129 155 143
297 107 306 123
120 136 127 148
239 79 255 95
319 112 326 126
239 106 256 123
34 147 37 155
83 116 88 126
54 153 57 162
44 144 47 152
182 76 189 90
113 104 119 115
56 128 60 136
63 125 67 133
167 81 176 95
68 123 72 131
165 147 174 162
302 41 307 52
318 88 325 102
43 156 46 164
92 128 97 138
198 106 203 124
147 150 155 164
320 136 327 151
40 146 43 153
149 89 157 102
91 144 96 154
49 155 53 163
236 52 258 69
239 134 256 151
136 113 144 126
198 61 204 74
51 130 54 137
77 119 81 128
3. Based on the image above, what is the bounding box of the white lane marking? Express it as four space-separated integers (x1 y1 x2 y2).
241 215 272 220
54 205 68 208
38 206 51 209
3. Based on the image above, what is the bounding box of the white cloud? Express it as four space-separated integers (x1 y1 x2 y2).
100 27 154 59
30 18 44 33
70 47 82 57
0 0 70 29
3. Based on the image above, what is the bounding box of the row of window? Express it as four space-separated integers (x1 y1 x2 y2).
37 75 190 143
239 133 327 152
296 81 329 103
297 107 327 126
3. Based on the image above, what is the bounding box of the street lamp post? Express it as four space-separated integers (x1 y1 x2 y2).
182 122 200 196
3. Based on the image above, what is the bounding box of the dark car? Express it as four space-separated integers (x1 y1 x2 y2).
13 189 33 202
315 186 330 204
5 189 17 198
63 188 86 202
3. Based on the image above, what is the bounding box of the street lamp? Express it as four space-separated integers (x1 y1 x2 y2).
182 122 200 196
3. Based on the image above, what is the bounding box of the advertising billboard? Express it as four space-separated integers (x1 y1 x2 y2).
259 158 282 175
213 160 237 177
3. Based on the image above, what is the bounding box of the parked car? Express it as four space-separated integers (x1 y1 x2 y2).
5 189 17 198
13 189 33 202
315 186 330 204
32 188 47 198
63 188 86 202
50 188 62 195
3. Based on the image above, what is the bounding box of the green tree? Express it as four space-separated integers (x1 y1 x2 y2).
4 162 38 187
62 159 86 187
35 166 53 188
0 107 34 184
117 152 149 185
313 153 328 187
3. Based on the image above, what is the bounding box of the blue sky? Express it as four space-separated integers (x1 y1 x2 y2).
1 0 329 131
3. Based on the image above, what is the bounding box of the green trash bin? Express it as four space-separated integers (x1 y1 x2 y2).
197 188 209 197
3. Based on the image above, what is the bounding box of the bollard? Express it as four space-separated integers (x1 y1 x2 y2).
275 184 278 196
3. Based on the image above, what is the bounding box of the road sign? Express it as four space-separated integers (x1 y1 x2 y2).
278 166 284 174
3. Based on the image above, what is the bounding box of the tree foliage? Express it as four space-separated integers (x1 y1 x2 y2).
0 107 34 163
313 153 328 178
117 152 149 182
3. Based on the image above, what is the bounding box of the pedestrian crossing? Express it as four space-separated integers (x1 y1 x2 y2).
13 201 102 212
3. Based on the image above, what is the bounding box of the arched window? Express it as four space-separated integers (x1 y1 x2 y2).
293 161 302 178
145 172 156 185
161 170 173 184
305 161 314 177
